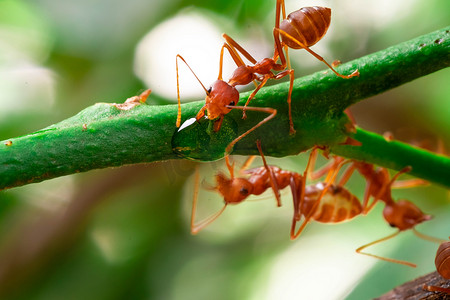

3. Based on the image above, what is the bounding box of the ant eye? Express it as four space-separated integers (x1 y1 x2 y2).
229 101 235 106
389 223 395 228
207 87 212 94
239 187 249 195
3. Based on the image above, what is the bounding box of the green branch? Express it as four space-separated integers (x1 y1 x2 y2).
330 128 450 187
1 27 449 190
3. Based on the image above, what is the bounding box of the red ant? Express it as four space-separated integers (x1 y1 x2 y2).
423 237 450 294
190 142 364 237
353 164 436 267
217 3 359 134
177 3 358 141
175 55 277 156
314 156 439 267
189 140 304 234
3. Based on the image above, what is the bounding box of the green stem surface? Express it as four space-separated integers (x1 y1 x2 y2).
331 128 450 187
1 27 449 190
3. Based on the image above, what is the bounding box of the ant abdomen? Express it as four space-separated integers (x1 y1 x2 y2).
303 182 362 223
423 238 450 294
435 239 450 279
279 6 331 49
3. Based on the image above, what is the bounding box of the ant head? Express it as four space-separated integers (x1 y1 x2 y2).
205 80 239 120
215 173 253 205
382 199 432 231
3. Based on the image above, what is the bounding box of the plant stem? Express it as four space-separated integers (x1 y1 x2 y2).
0 27 449 190
330 128 450 187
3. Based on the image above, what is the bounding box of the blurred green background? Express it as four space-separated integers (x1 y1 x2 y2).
0 0 449 299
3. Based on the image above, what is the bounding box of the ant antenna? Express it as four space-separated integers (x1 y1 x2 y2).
176 54 210 127
356 230 417 268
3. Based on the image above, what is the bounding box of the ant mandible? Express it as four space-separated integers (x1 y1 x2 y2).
423 237 450 294
217 2 359 134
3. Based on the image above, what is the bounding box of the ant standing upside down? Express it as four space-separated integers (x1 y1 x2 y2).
190 141 441 268
310 153 443 267
188 143 360 237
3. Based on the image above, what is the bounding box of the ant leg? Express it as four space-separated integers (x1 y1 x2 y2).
272 69 295 134
274 0 286 30
356 231 417 267
323 158 346 183
291 155 344 239
272 24 297 133
294 148 317 219
290 183 325 240
191 204 228 234
392 178 429 189
272 4 297 132
256 140 282 207
224 106 277 155
225 155 235 179
377 162 426 192
218 42 246 81
423 285 450 294
304 148 318 179
190 164 228 234
387 166 413 188
221 34 260 88
242 76 270 119
274 28 360 79
239 156 256 173
362 183 379 215
190 165 201 233
176 54 210 127
287 70 295 133
289 176 300 222
273 28 287 69
309 156 339 181
305 148 319 180
222 33 257 65
273 0 288 66
337 162 356 186
412 228 446 244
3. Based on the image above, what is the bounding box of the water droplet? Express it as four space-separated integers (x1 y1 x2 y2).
172 116 238 161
